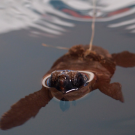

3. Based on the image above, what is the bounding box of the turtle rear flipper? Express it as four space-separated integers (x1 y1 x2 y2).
98 82 124 102
112 51 135 67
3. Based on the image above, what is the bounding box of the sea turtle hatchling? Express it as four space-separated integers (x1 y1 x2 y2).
0 45 135 130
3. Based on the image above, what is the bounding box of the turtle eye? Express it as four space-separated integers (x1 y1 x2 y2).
72 72 87 87
77 75 84 86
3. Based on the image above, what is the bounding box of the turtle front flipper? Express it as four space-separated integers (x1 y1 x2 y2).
98 82 124 102
112 51 135 67
0 87 52 130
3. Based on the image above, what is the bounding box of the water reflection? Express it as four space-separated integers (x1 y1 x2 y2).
60 100 70 111
1 44 135 130
0 0 135 36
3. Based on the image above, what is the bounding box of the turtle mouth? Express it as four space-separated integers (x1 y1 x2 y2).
42 70 94 93
64 88 78 93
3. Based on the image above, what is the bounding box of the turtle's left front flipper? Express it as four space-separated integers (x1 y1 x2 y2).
98 82 124 102
112 51 135 67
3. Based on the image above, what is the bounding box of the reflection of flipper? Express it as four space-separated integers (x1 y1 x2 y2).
72 101 76 106
60 101 70 112
0 87 52 130
112 51 135 67
98 82 124 102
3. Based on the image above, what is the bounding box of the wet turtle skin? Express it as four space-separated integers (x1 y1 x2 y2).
1 44 135 130
43 45 122 102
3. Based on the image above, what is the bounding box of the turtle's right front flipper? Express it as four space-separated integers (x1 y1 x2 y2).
112 51 135 67
0 87 52 130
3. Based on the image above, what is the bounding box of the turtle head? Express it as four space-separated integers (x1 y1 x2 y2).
42 70 89 94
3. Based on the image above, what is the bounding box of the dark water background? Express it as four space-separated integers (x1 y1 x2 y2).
0 0 135 135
